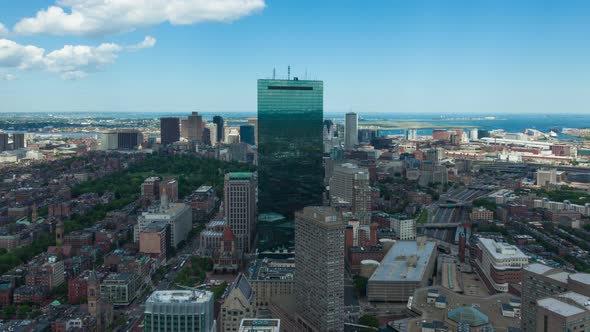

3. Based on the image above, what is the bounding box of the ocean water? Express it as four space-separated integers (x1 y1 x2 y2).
4 112 590 139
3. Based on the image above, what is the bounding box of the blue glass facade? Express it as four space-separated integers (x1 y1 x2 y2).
239 124 256 145
257 79 324 247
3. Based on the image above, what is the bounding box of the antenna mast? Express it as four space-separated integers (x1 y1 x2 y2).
273 68 276 79
288 65 291 80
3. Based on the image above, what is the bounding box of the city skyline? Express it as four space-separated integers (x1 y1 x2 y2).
1 1 590 114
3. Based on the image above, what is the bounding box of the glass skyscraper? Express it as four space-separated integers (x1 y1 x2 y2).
257 78 324 248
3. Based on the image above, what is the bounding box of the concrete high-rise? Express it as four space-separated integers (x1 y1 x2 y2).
330 163 371 224
187 112 204 142
213 115 224 143
160 117 180 145
295 206 344 332
224 172 257 253
257 78 324 221
344 112 358 150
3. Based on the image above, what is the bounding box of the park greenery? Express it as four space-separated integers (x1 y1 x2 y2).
0 232 55 274
0 154 252 275
174 257 214 287
66 153 254 233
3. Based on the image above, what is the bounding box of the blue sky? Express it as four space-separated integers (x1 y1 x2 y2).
1 0 590 114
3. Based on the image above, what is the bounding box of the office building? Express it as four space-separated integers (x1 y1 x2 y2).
240 124 256 145
12 133 25 149
521 263 590 332
367 238 437 302
219 274 256 332
405 128 417 141
144 290 216 332
295 207 344 331
344 112 358 150
536 292 590 332
0 132 8 152
206 123 218 146
180 118 189 139
536 169 559 187
224 172 257 253
213 115 224 143
139 222 168 264
239 319 280 332
470 207 494 222
101 129 143 150
160 178 179 203
135 192 192 248
160 117 180 145
248 257 295 310
257 78 324 221
100 273 139 306
473 237 529 293
187 112 204 142
141 177 160 202
330 163 371 224
392 218 416 240
248 118 258 145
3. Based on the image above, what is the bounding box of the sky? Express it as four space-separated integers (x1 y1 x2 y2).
1 0 590 114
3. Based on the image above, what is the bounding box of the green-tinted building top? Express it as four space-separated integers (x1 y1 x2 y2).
257 78 324 248
227 172 254 180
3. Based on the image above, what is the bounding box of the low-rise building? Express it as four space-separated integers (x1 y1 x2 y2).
367 238 437 302
99 273 139 306
248 258 294 310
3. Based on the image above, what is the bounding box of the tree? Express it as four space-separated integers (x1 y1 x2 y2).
358 314 379 329
353 276 368 297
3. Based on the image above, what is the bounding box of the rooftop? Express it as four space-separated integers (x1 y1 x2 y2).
227 172 254 180
147 290 212 304
537 297 586 317
248 258 295 282
569 273 590 286
478 238 529 261
369 240 436 282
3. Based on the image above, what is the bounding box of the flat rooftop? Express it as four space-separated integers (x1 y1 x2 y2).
369 240 436 282
478 237 529 261
537 297 587 317
147 290 212 304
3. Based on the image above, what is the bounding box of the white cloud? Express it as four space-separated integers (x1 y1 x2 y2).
61 70 87 80
14 0 265 37
127 36 157 51
0 23 8 36
0 36 155 79
1 73 17 81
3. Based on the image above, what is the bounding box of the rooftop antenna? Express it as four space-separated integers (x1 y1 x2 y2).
305 68 308 80
272 68 276 80
288 65 291 80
